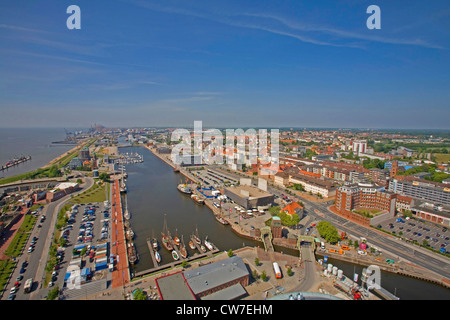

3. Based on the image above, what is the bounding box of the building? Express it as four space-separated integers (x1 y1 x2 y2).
288 172 336 198
281 202 304 219
224 185 274 210
68 157 83 170
78 147 91 162
352 140 367 155
388 176 450 206
155 256 250 300
335 183 396 226
46 182 79 202
271 216 282 238
410 201 450 226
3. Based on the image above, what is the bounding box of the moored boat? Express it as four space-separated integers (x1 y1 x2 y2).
127 243 138 264
161 233 174 251
189 240 196 250
155 251 161 263
215 215 229 225
204 238 214 251
172 250 179 261
177 184 192 194
191 194 205 205
200 245 206 253
151 238 159 250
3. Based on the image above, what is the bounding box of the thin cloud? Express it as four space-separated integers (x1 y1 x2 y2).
129 1 442 49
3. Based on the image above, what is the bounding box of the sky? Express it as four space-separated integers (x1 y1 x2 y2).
0 0 449 129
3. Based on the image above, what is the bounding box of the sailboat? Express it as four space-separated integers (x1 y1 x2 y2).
204 236 214 251
189 240 196 250
151 231 159 251
173 228 181 246
172 250 179 261
193 226 201 245
161 215 173 251
179 235 188 259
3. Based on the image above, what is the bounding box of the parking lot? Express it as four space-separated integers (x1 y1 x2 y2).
55 201 111 289
376 214 449 253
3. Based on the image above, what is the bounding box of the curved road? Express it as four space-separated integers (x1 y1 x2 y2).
3 177 94 300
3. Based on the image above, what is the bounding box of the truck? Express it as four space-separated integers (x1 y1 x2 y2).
24 278 33 293
273 262 282 279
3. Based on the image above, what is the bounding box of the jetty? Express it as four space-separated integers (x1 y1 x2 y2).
147 238 160 267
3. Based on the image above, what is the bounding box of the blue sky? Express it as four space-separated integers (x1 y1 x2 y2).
0 0 449 129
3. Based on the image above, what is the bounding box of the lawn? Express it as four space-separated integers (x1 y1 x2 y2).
70 182 108 204
0 260 16 292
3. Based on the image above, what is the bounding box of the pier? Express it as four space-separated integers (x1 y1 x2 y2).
147 238 160 267
135 235 219 278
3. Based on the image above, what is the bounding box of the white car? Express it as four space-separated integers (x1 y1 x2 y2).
358 250 367 255
28 246 34 253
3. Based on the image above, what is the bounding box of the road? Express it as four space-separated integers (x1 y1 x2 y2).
269 185 450 281
3 177 94 300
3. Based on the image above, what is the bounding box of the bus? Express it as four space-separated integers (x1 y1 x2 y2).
273 262 282 279
24 278 33 293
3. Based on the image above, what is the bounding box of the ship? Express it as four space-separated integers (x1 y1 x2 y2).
127 242 138 264
126 228 135 240
191 194 205 205
177 184 192 194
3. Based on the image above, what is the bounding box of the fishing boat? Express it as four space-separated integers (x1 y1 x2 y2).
127 242 138 264
155 251 161 263
177 184 192 194
172 250 179 261
204 237 214 251
191 194 205 205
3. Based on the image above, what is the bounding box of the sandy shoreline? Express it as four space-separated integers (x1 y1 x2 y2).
41 144 81 169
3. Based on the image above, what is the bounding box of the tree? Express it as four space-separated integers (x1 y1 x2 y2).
99 172 109 182
261 270 267 281
287 266 293 276
46 286 59 300
254 257 260 266
316 221 340 244
133 288 147 300
268 206 281 216
227 249 234 257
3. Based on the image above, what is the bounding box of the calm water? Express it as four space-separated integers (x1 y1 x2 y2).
120 146 260 274
318 256 450 300
0 127 75 178
122 146 450 299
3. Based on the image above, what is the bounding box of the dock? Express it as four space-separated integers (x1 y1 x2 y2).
135 236 220 279
147 238 160 267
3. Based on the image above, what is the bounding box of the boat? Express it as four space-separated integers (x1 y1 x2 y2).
200 245 206 253
124 208 131 220
151 238 159 251
191 194 205 205
204 237 214 251
174 236 180 246
177 183 192 194
127 243 138 264
161 215 173 251
179 235 188 259
126 228 135 240
155 251 161 263
172 250 179 261
189 240 196 250
193 227 201 245
215 215 229 225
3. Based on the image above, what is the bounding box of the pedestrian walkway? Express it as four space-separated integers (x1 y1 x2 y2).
110 179 130 289
0 209 27 260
